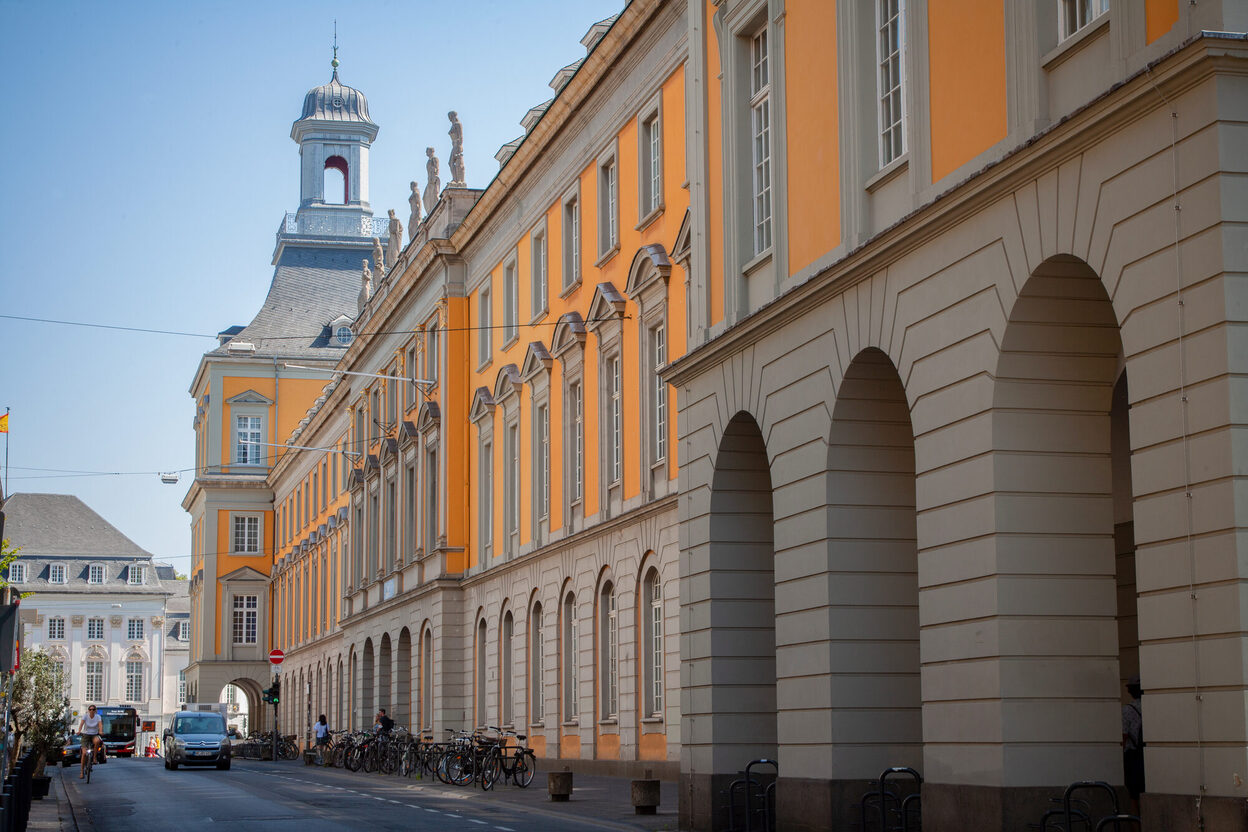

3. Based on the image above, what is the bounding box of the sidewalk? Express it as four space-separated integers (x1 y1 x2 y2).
27 765 75 832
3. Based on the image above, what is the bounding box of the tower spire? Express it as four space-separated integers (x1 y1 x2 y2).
331 20 339 78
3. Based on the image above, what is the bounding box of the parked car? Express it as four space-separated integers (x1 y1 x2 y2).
163 711 231 771
60 734 104 767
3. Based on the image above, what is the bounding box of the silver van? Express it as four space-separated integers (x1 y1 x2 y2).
163 711 232 770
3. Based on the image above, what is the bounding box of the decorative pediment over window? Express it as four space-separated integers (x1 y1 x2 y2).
586 282 628 332
551 311 587 357
417 401 441 433
337 506 349 524
469 387 496 424
626 244 673 296
225 390 273 405
379 436 399 462
494 364 522 403
221 565 270 583
399 420 420 446
671 209 692 267
47 645 69 662
364 454 380 473
83 645 108 663
520 341 554 383
124 645 151 663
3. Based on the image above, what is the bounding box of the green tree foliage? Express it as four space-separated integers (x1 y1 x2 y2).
10 648 69 769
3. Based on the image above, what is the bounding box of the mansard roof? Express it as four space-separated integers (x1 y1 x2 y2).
4 493 151 559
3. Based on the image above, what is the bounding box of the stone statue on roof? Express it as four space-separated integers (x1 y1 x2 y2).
386 209 403 267
423 147 441 215
408 181 422 240
448 111 466 186
371 237 386 275
358 259 373 315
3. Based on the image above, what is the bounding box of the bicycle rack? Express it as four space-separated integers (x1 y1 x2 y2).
858 766 922 832
724 758 778 832
1029 781 1140 832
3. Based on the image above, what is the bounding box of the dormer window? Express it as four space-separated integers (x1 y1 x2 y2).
330 316 355 347
129 565 146 586
49 564 66 584
8 563 25 584
89 564 105 585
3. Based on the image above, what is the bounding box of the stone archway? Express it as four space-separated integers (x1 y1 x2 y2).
397 628 413 727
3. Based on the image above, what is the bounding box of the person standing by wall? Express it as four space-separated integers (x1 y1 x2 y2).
1122 676 1145 815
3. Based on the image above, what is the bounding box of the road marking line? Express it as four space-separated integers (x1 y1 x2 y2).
468 821 487 826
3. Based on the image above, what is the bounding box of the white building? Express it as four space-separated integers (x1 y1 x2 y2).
5 493 190 736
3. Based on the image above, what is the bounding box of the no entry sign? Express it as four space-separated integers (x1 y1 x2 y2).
269 649 285 665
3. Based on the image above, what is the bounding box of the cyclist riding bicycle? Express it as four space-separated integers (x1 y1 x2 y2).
78 705 104 779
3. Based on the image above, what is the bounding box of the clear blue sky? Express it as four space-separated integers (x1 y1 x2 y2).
0 0 622 574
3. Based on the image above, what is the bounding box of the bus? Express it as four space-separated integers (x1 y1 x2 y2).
96 706 139 757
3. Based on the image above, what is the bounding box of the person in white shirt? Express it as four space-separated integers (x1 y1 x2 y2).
78 705 103 779
314 714 329 765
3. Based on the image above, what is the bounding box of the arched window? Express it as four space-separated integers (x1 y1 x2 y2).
501 611 514 726
599 581 618 719
643 568 664 717
562 593 578 720
475 619 488 727
421 628 434 730
324 155 349 205
530 602 544 724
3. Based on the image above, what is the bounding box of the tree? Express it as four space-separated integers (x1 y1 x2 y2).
0 539 21 591
9 648 69 769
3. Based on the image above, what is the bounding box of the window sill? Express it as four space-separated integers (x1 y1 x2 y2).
635 204 665 233
502 334 520 351
529 308 549 327
640 716 664 725
476 358 492 374
560 277 583 299
1043 12 1110 70
597 718 618 727
594 244 621 269
741 248 773 278
529 722 545 730
561 720 580 728
865 154 909 193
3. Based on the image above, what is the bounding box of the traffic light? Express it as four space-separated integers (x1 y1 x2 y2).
262 679 281 705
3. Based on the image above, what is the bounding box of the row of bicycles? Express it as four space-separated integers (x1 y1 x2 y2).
235 731 301 761
316 725 537 790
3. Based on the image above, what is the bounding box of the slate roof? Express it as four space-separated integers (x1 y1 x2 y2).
295 70 375 128
4 494 151 559
206 244 365 360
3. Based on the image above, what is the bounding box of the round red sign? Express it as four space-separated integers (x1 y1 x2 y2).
269 649 285 665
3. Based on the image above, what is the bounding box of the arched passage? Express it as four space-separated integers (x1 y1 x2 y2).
361 639 375 724
682 411 776 831
397 628 413 728
379 633 393 716
219 677 263 733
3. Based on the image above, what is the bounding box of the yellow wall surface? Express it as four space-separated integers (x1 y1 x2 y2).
706 1 724 326
785 0 841 276
213 507 273 655
1146 0 1179 43
927 0 1007 182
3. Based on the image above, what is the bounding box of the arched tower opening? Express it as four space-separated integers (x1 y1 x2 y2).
323 155 348 205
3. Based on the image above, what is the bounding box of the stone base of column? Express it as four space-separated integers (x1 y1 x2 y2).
774 777 877 832
1143 792 1248 831
921 783 1069 831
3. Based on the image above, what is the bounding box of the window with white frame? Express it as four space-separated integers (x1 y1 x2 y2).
421 629 434 729
475 619 488 727
129 564 145 585
407 345 419 409
598 153 619 256
88 563 104 584
233 515 260 554
426 324 440 384
531 226 548 317
7 563 24 583
478 284 492 365
386 372 397 428
234 415 264 465
85 661 103 701
385 476 397 573
172 621 188 641
749 26 773 254
608 356 622 484
504 262 519 344
876 0 906 167
530 602 545 723
178 670 187 705
537 404 550 520
600 581 618 719
426 447 439 553
48 564 66 584
125 660 144 701
569 382 584 503
506 422 520 547
562 593 578 720
404 462 417 560
644 569 664 716
1060 0 1108 39
127 618 144 640
48 617 65 640
87 617 104 640
501 611 514 726
233 594 258 644
370 389 381 444
650 324 668 463
639 100 663 219
480 439 493 558
562 191 581 290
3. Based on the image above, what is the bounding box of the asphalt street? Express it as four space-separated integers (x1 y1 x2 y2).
58 756 676 832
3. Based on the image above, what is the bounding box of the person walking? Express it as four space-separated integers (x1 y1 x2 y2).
314 714 329 765
1122 675 1145 815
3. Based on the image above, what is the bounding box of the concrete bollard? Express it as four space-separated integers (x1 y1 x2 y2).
548 769 574 802
631 778 661 814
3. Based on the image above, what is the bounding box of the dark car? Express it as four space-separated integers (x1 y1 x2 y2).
163 711 231 770
60 734 103 767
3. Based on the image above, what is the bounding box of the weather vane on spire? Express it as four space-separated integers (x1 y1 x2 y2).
331 20 339 73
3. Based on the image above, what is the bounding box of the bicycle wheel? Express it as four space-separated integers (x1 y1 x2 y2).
480 752 502 791
282 742 300 761
345 746 363 772
513 751 534 788
379 745 398 775
446 751 473 786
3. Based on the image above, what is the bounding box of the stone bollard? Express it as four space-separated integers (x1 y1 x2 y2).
631 776 661 814
303 749 317 765
548 769 574 802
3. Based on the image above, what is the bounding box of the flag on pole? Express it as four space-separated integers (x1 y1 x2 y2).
0 413 7 433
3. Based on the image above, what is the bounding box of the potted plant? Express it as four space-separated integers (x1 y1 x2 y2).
10 648 70 797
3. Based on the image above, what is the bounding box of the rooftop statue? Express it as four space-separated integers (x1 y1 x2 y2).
448 111 466 186
422 148 442 215
371 237 386 275
386 209 403 267
408 181 422 241
358 259 373 314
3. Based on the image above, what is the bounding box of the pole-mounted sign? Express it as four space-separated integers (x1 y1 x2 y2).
269 649 285 666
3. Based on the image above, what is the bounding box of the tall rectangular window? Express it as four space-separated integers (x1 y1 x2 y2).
126 661 144 701
321 461 328 507
530 604 545 724
368 491 380 576
426 449 439 553
178 670 187 705
386 375 397 427
651 324 668 462
407 345 419 408
599 157 619 255
48 617 65 640
370 389 381 444
750 27 773 255
570 383 584 502
481 440 493 558
876 0 906 167
85 661 103 702
127 618 144 640
640 107 663 218
478 286 492 365
235 415 263 465
506 423 520 543
504 263 518 343
405 463 417 559
385 478 397 573
234 516 260 553
645 571 664 716
537 404 550 520
531 229 548 316
562 594 578 720
87 618 104 640
501 613 514 726
426 324 440 384
609 357 622 484
233 595 258 644
1060 0 1108 39
600 584 618 719
562 194 581 289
